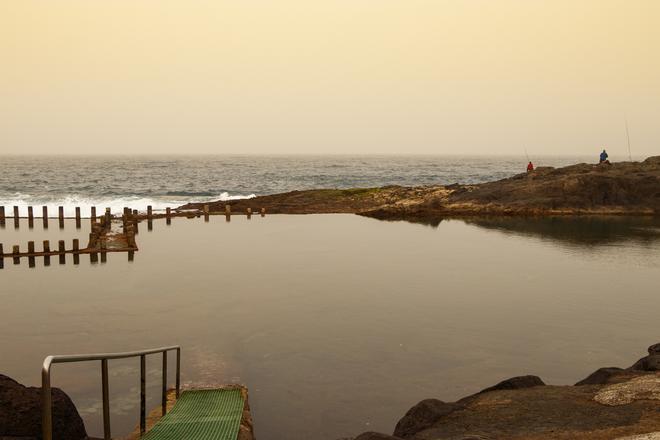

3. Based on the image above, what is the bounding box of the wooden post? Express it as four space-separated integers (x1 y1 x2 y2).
58 240 65 264
13 206 19 228
13 245 20 264
105 208 111 227
73 239 80 265
203 205 210 222
225 204 231 222
28 242 36 268
100 241 107 263
261 207 266 217
128 250 135 262
246 207 252 219
75 207 81 228
166 207 171 225
58 206 64 229
147 205 153 219
0 206 5 226
0 243 4 269
42 206 48 228
43 240 51 266
28 206 34 228
91 206 97 223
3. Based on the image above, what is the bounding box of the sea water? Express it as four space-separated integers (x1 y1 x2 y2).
0 154 611 216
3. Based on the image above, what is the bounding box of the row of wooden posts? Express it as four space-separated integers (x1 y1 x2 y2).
0 204 267 228
0 240 135 269
0 205 104 229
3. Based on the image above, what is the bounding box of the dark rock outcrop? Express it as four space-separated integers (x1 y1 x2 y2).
476 375 545 394
353 433 403 440
393 399 463 438
628 354 660 371
575 367 625 385
0 374 87 440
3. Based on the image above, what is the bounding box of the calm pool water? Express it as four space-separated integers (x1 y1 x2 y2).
1 214 659 439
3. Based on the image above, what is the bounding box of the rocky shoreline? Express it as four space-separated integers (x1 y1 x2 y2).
342 343 660 440
179 157 660 220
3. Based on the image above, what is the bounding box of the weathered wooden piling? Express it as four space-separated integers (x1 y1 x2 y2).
105 208 112 226
42 206 48 228
246 207 252 219
203 205 210 222
58 240 66 264
0 206 5 226
100 241 107 263
13 206 20 228
75 207 81 228
132 209 139 233
91 206 97 223
0 244 4 269
73 239 80 265
13 245 20 264
58 206 64 229
28 206 34 228
166 207 172 225
128 250 134 262
28 241 36 266
147 205 153 218
225 205 231 215
261 207 266 217
43 240 51 266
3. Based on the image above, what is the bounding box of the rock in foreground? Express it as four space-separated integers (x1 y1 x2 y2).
0 374 87 440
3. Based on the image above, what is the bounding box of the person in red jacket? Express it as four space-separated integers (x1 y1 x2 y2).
527 161 534 173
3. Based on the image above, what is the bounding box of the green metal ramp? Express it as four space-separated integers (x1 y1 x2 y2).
143 389 244 440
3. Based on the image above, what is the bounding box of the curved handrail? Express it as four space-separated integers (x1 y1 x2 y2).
42 345 181 440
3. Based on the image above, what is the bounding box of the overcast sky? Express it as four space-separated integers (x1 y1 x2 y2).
1 0 658 156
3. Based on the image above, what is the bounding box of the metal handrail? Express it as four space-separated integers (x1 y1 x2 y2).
42 345 181 440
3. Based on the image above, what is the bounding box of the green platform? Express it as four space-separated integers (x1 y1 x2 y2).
142 389 244 440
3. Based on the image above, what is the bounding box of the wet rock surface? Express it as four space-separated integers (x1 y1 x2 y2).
344 344 660 440
0 374 87 440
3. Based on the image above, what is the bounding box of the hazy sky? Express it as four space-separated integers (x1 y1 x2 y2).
1 0 659 156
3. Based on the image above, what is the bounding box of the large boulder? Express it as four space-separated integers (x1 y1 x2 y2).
393 399 462 438
476 375 545 394
0 374 87 440
575 367 625 385
628 355 660 372
354 433 403 440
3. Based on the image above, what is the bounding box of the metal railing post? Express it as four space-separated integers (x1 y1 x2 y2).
42 359 53 440
140 354 146 434
162 351 168 416
176 347 181 398
101 359 111 440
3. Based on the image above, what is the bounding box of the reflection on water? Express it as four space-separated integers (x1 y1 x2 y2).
1 215 659 439
464 216 660 248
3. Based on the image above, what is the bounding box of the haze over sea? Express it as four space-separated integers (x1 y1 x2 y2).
0 154 630 216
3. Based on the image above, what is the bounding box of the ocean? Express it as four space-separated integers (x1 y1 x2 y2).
0 154 606 216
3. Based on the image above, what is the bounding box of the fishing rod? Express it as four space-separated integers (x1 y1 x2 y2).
524 146 530 162
624 115 632 161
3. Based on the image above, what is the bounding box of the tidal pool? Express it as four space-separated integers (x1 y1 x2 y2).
1 214 659 439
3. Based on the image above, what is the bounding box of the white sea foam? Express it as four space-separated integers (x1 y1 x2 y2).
0 192 255 217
